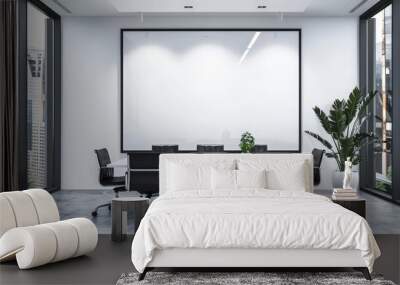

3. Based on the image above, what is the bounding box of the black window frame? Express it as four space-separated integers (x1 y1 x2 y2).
359 0 400 203
120 28 302 153
17 0 61 192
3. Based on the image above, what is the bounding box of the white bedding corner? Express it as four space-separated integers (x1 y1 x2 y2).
131 190 380 273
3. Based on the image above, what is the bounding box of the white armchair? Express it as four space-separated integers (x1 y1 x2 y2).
0 189 98 269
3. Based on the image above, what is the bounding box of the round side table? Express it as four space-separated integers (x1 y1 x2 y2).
111 197 149 242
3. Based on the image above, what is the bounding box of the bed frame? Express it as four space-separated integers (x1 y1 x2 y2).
137 154 372 281
138 248 371 280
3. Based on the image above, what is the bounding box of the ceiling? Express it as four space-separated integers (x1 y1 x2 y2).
41 0 380 16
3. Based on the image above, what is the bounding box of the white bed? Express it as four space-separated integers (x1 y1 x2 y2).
131 154 380 280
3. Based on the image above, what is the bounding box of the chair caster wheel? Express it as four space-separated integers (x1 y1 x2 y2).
91 211 98 217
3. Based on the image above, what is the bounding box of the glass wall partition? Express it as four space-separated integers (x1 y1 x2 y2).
26 0 61 191
27 3 49 188
371 5 393 193
360 0 400 202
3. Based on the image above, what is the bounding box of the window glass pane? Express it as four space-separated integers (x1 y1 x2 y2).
372 4 392 193
27 3 49 188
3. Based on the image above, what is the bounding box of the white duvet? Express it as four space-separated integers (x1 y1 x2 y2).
131 190 380 273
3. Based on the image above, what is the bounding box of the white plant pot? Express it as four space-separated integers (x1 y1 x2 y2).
332 170 359 190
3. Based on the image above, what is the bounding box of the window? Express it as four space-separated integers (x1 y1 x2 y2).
360 0 400 202
372 5 393 193
24 0 61 192
27 3 49 188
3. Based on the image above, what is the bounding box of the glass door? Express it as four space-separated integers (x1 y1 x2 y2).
360 2 394 196
27 1 59 191
370 4 393 193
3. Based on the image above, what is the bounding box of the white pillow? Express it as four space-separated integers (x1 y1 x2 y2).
165 158 236 193
211 168 237 190
167 163 211 191
266 162 306 191
236 169 267 189
237 159 308 191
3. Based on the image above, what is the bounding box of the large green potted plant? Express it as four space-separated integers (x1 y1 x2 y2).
305 87 377 189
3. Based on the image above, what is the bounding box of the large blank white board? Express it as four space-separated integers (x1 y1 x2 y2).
122 30 300 151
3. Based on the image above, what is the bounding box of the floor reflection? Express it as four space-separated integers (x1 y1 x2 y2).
374 235 400 284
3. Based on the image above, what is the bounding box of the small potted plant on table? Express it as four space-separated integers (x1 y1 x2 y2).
239 132 255 153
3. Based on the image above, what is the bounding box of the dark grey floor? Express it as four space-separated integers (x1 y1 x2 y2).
53 190 145 234
1 235 399 285
315 189 400 234
0 235 133 285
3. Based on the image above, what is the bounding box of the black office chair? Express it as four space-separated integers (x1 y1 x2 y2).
197 144 224 153
152 145 179 152
92 148 126 217
253 144 268 153
312 148 325 185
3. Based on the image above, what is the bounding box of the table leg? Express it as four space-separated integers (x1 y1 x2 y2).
121 202 128 240
112 201 122 242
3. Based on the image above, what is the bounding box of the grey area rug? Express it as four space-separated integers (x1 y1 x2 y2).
116 272 396 285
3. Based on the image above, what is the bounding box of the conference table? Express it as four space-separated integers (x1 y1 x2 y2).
108 153 160 196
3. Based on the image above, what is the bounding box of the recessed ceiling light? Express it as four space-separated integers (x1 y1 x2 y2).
257 5 267 9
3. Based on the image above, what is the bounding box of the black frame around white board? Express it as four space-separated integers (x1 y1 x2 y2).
120 29 302 153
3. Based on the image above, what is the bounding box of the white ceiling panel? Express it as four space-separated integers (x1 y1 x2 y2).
41 0 117 15
40 0 382 16
111 0 312 13
305 0 380 15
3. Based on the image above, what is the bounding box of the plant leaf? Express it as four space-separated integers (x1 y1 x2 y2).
353 132 376 148
325 152 337 158
304 130 333 150
329 99 347 139
313 107 332 134
351 115 369 137
357 90 377 121
337 137 354 164
344 87 362 125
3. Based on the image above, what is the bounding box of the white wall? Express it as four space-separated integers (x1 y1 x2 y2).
62 15 359 190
